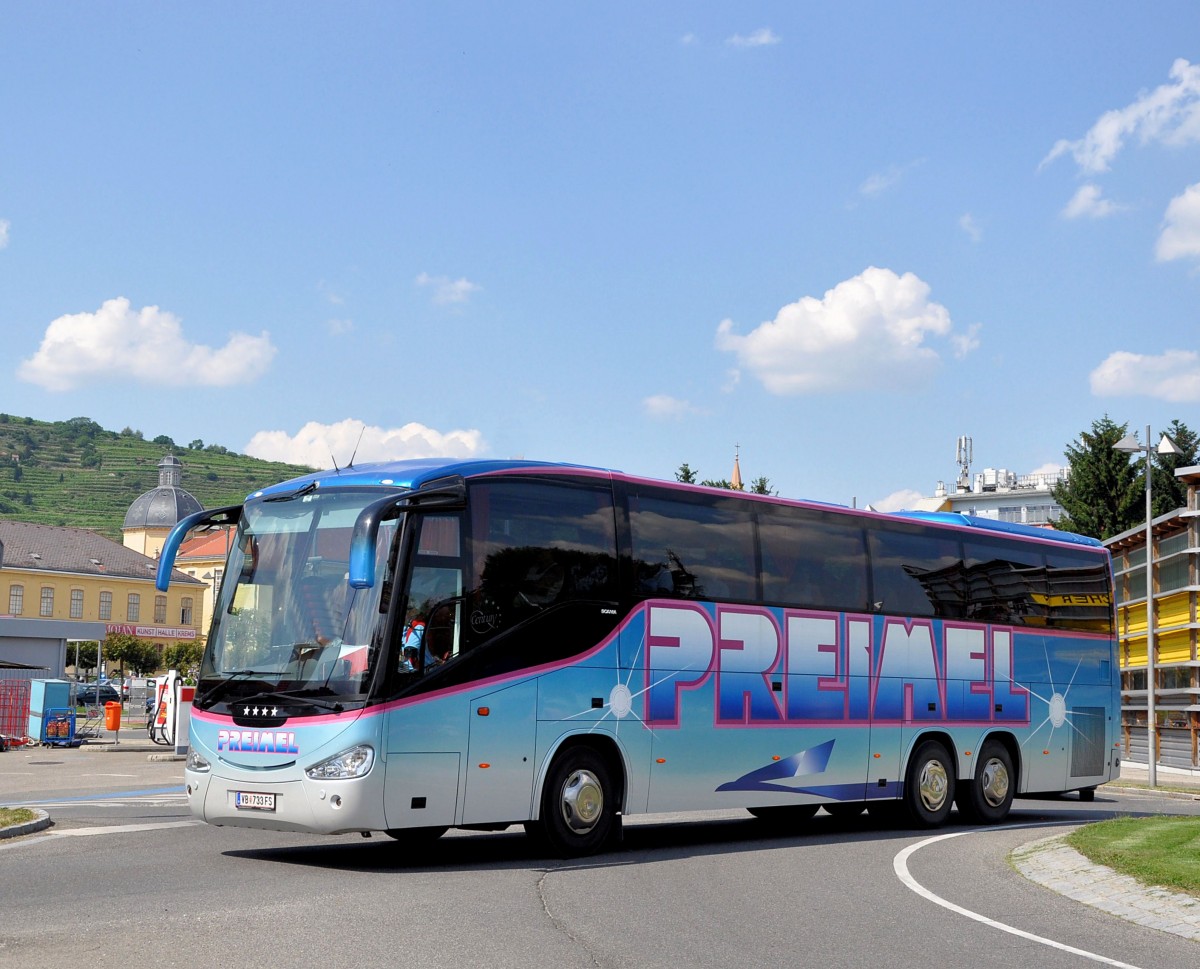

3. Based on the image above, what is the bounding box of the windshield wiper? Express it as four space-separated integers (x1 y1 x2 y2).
198 670 276 708
264 481 318 502
235 688 347 714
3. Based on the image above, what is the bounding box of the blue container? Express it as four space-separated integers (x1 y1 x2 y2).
27 679 73 743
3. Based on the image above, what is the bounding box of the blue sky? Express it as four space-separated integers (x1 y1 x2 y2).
3 4 1199 510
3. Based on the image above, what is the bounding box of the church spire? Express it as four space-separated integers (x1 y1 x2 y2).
731 444 743 491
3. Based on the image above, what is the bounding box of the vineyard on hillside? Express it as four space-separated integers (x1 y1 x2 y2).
0 414 314 541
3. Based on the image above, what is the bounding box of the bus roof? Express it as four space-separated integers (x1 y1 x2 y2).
247 457 1103 551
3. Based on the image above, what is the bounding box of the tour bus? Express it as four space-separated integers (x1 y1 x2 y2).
156 458 1120 857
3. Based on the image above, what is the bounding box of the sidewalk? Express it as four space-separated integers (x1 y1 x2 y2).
1014 761 1200 943
1103 761 1200 796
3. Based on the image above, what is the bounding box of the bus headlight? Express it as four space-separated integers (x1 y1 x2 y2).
186 749 211 773
305 744 375 780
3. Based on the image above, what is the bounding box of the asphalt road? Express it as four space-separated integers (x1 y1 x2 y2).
2 748 1198 969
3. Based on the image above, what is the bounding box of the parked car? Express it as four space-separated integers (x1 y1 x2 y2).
76 682 122 706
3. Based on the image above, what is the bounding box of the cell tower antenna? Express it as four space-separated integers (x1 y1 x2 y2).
955 435 973 492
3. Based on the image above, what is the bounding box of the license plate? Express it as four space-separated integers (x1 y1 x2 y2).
234 791 276 811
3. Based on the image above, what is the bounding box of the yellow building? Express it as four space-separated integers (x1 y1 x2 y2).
1 454 209 677
175 526 235 635
1105 465 1200 773
0 520 204 675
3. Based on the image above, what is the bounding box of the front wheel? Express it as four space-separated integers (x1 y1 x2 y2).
536 747 619 858
955 740 1015 824
904 739 956 827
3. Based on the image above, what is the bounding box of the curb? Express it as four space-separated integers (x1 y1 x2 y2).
0 808 52 841
1013 833 1200 942
1099 783 1200 802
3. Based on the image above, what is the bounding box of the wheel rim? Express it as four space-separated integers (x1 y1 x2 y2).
918 758 950 812
979 756 1010 808
560 769 604 833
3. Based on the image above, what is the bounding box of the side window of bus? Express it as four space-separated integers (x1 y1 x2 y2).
758 509 869 612
1044 547 1113 634
962 537 1044 625
868 526 965 618
629 490 757 602
466 479 618 647
400 514 464 673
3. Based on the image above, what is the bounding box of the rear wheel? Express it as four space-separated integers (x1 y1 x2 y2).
536 747 619 858
955 740 1015 824
904 739 955 827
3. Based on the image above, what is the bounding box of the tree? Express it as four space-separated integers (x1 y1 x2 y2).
675 462 698 484
1151 419 1198 517
103 632 159 676
748 476 776 496
1052 416 1142 540
700 477 734 489
163 640 203 677
68 641 99 677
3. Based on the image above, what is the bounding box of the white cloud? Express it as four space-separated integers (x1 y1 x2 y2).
679 32 698 46
415 272 481 305
643 394 701 420
1041 58 1200 173
244 418 487 470
326 317 355 335
1156 181 1200 261
872 489 927 513
715 267 973 394
959 213 982 242
859 167 903 198
17 297 276 392
726 28 779 48
0 218 9 249
1090 348 1200 403
1062 183 1124 219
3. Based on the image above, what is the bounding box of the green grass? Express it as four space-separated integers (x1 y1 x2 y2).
0 807 37 828
1067 816 1200 898
0 413 314 539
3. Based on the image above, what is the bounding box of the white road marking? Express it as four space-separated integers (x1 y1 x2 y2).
893 826 1145 969
0 819 202 852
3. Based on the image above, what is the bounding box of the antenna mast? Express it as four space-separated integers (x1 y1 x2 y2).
955 435 973 493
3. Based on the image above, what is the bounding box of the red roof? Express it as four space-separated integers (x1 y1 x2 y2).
177 527 235 561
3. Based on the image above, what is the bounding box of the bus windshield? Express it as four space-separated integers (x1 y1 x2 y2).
196 488 399 712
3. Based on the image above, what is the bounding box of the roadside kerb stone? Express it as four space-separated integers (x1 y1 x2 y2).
1012 834 1200 942
0 808 52 840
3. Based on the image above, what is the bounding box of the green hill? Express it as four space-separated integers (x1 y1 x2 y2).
0 413 315 541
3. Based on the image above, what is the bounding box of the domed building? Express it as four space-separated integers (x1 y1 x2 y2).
122 455 204 558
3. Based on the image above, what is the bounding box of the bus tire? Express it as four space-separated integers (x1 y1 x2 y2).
538 747 617 858
1078 787 1096 802
955 740 1014 824
904 739 955 827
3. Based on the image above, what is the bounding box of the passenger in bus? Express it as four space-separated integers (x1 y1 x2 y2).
424 603 456 666
400 610 425 671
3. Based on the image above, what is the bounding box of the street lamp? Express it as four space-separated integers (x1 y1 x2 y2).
1113 424 1180 787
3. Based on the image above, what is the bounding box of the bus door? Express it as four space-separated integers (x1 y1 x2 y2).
461 678 538 824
